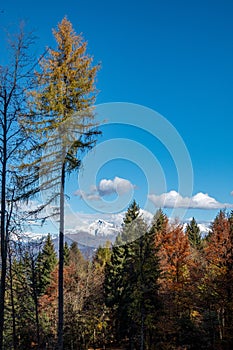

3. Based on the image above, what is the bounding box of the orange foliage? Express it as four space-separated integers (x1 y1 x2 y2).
205 211 233 270
156 221 191 288
39 263 82 328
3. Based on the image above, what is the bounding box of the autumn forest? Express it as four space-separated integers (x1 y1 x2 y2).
3 203 233 349
0 16 233 350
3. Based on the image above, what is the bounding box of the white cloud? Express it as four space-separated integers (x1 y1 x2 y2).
231 191 233 196
74 189 101 201
98 177 134 196
148 190 233 210
75 176 134 201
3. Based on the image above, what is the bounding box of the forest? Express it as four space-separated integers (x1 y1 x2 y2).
1 15 233 350
2 203 233 349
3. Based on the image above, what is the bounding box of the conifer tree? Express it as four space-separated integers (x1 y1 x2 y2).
37 233 57 295
105 201 161 349
126 219 161 349
186 217 202 249
150 208 168 243
69 241 85 267
63 241 70 266
204 210 233 347
7 243 43 349
151 211 198 348
24 17 100 348
105 201 141 344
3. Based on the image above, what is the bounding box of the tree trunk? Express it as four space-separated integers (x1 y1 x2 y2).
57 163 65 349
0 109 7 349
9 250 17 350
139 237 144 350
31 257 40 347
140 309 145 350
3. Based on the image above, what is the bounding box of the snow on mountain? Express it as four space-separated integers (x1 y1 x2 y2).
24 210 212 240
20 210 212 251
183 221 211 236
88 219 119 236
197 222 211 236
139 209 154 225
63 210 154 249
86 210 153 237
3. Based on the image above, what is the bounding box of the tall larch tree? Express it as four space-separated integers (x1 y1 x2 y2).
25 17 100 349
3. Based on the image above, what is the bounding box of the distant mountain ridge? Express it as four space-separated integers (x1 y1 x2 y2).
22 210 211 253
88 219 119 237
64 211 211 249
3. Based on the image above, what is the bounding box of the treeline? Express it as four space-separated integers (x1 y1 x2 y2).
3 202 233 349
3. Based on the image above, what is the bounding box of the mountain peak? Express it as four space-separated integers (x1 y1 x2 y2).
89 218 117 236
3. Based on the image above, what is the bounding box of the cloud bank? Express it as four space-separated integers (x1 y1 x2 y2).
75 176 134 201
148 190 233 210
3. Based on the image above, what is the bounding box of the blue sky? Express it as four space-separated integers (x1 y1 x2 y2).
1 0 233 225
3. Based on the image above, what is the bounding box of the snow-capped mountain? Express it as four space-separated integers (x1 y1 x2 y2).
197 222 211 236
88 219 119 237
63 210 153 249
21 209 212 251
183 221 211 236
86 210 153 237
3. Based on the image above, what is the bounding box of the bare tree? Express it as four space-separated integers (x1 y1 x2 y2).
0 22 36 348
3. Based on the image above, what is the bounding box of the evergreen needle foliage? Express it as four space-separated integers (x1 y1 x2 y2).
21 16 101 349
